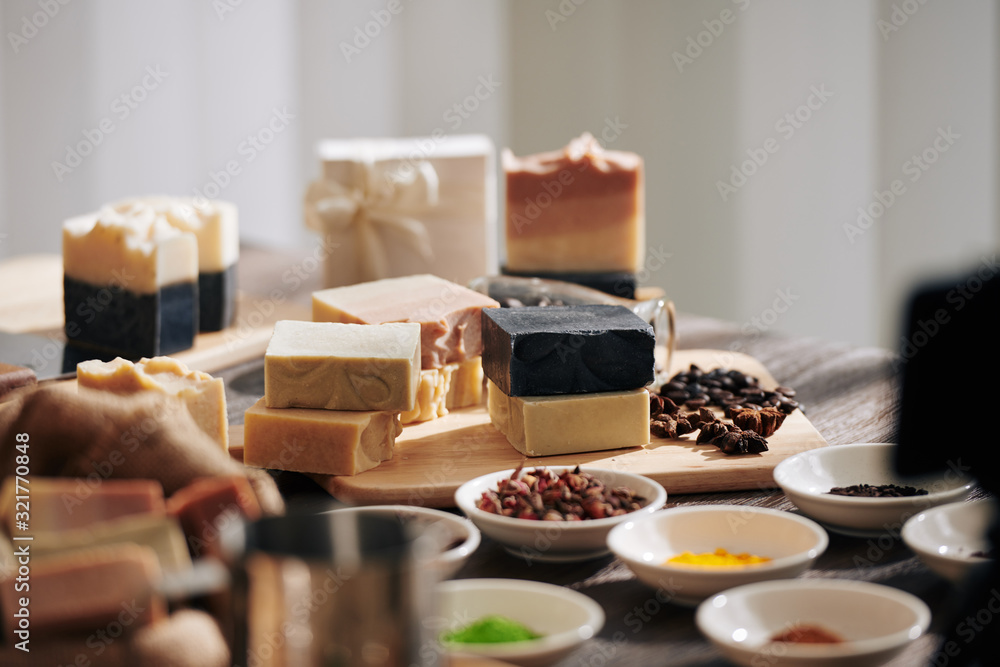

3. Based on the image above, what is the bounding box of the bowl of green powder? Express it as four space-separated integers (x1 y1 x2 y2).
435 578 605 666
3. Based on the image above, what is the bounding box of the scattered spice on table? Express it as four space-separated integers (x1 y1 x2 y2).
650 364 798 455
665 547 772 567
441 615 542 644
826 483 928 498
769 623 845 644
475 464 647 520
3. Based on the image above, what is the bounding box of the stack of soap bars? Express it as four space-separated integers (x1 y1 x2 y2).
481 304 654 457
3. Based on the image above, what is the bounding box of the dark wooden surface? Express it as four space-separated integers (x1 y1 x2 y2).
224 244 992 667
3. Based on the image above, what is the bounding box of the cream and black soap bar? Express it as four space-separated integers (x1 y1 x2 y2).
62 205 198 358
112 196 240 332
482 304 655 397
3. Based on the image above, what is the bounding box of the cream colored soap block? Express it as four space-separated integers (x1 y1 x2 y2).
503 132 645 273
77 356 229 449
312 274 500 369
264 320 421 412
487 380 649 457
244 398 400 475
31 513 192 573
400 357 484 425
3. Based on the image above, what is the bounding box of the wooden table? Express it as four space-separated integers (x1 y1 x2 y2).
210 246 994 667
2 245 992 666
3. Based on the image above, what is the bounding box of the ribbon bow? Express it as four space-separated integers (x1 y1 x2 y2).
304 154 438 283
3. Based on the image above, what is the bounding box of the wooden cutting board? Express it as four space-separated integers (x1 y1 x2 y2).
0 254 310 375
229 349 828 507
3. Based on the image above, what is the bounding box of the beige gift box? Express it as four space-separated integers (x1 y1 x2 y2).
304 134 498 288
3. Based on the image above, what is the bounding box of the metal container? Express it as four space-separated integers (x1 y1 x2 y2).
225 506 443 667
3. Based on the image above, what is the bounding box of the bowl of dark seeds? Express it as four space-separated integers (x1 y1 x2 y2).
773 443 975 537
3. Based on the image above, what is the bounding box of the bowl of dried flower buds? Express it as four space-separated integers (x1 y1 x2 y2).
607 504 828 606
695 579 931 667
773 443 975 537
902 498 997 583
454 465 667 563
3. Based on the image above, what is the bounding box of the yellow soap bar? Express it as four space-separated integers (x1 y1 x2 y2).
264 320 421 412
31 513 192 573
77 355 229 449
503 132 645 274
487 380 649 457
244 398 400 475
400 357 484 425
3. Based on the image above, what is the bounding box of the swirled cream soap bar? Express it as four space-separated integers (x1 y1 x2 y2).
62 204 198 358
76 356 229 450
112 196 240 332
312 274 500 369
244 398 401 475
503 132 645 274
487 381 650 457
264 320 420 411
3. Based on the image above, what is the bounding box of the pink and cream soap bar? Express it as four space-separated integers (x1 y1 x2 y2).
503 132 645 276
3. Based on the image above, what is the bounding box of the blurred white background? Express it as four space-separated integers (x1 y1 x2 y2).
0 0 996 350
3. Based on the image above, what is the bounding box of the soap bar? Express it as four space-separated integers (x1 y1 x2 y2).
312 274 500 369
488 380 650 457
244 397 400 475
400 357 484 424
77 355 229 449
62 204 198 358
0 476 165 535
166 475 262 559
501 267 637 300
0 363 36 399
264 320 421 411
112 196 240 332
1 543 165 639
30 513 192 573
482 304 655 397
503 132 645 274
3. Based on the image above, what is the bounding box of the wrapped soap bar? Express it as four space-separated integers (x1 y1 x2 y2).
243 398 400 476
488 381 650 457
264 320 421 411
62 205 198 358
112 196 239 332
77 356 229 449
503 132 644 274
304 134 497 288
312 274 499 369
482 304 655 397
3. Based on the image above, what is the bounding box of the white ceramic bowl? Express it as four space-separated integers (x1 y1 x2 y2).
607 504 828 606
696 579 931 667
902 498 997 583
325 504 480 577
435 578 605 667
454 466 667 562
773 443 974 537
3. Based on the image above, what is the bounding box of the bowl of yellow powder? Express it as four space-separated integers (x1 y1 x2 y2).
434 578 605 667
607 504 828 605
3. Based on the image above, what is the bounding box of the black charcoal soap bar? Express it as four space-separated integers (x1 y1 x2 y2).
482 304 655 397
